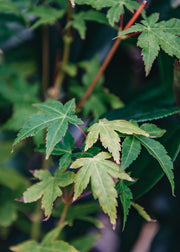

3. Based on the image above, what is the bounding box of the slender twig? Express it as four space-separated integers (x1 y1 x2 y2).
123 0 147 31
73 191 92 202
31 201 42 240
42 25 49 99
77 0 147 110
53 1 73 92
58 184 74 226
120 14 124 30
75 124 87 138
58 203 69 226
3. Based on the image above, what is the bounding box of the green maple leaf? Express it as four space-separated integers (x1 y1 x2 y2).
23 169 75 218
75 0 139 26
0 76 39 106
135 135 175 195
67 10 108 39
119 13 180 75
0 77 40 130
10 225 77 252
116 180 133 230
85 119 149 164
71 152 134 225
13 99 83 159
27 6 65 29
10 240 77 252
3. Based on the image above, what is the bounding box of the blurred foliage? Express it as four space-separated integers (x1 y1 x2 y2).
0 0 180 252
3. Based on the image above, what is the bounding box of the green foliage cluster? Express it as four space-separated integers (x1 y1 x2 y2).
0 0 180 251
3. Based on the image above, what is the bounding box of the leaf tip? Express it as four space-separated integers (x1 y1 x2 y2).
29 170 35 176
43 215 50 222
112 223 117 231
15 197 24 202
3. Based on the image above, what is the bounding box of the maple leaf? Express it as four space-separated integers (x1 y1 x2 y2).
67 10 108 39
0 76 39 106
10 225 77 252
75 0 139 26
118 13 180 75
85 119 149 164
70 152 134 225
13 99 83 159
0 77 40 130
23 169 75 219
27 6 65 29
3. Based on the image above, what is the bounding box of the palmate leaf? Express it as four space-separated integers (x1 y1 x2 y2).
0 77 39 106
135 135 175 195
85 119 149 164
23 169 75 218
71 152 134 225
75 0 139 26
10 225 77 252
116 180 133 230
13 99 83 159
67 10 108 39
119 13 180 75
11 240 77 252
27 6 65 29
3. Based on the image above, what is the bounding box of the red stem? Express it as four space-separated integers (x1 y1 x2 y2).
123 1 147 31
75 124 87 138
120 14 124 30
73 191 92 202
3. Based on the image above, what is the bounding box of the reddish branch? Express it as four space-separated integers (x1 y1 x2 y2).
77 0 147 110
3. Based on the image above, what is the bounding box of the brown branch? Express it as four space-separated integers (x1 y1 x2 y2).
49 1 73 98
77 0 147 110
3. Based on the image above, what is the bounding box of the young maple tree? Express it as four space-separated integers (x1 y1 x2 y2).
0 0 180 251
